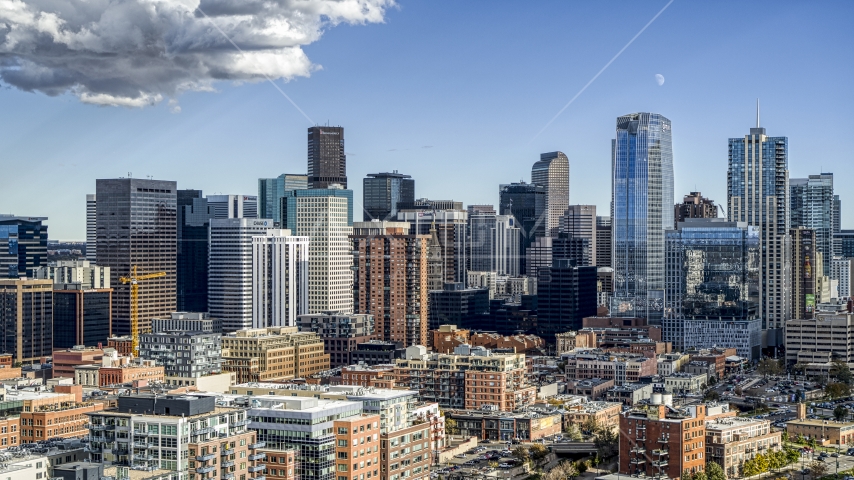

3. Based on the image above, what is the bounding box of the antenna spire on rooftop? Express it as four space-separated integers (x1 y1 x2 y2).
756 98 760 128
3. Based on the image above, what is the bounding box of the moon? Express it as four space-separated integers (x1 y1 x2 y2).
655 74 665 86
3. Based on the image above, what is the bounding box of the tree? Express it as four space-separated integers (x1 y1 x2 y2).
754 452 770 474
512 446 530 463
565 423 583 442
544 461 579 480
835 405 849 421
529 443 549 461
829 360 853 384
809 460 828 480
781 432 789 443
693 471 707 480
444 418 457 435
577 461 588 474
768 450 786 472
742 457 760 477
735 386 744 396
758 358 784 378
706 462 726 480
704 390 721 402
582 417 600 435
826 382 851 399
784 447 801 466
593 425 618 457
708 375 718 386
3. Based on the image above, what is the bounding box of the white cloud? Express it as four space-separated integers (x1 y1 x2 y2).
0 0 395 107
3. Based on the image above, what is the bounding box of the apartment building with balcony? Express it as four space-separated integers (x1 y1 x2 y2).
443 409 561 442
18 388 104 443
87 394 263 480
393 345 536 410
706 417 781 478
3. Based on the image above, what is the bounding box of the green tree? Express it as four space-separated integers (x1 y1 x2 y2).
741 457 760 477
768 450 786 472
576 461 588 474
582 417 599 434
692 471 708 480
754 452 770 473
565 423 583 441
706 462 726 480
529 443 549 461
830 360 853 384
757 358 784 377
444 417 457 435
681 470 693 480
835 405 849 421
826 382 851 399
593 426 618 457
511 446 530 463
784 447 801 465
781 432 789 443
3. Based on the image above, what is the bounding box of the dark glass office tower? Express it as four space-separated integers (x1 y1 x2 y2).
259 174 308 223
536 259 597 338
363 172 414 221
177 190 212 313
53 283 112 349
0 216 48 278
96 178 177 336
499 182 546 271
0 279 53 363
307 126 347 188
611 112 674 324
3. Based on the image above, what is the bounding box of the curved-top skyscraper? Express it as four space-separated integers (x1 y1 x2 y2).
611 112 674 323
531 151 570 238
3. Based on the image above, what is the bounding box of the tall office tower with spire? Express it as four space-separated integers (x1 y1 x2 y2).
363 172 415 221
611 113 674 324
258 174 308 223
727 105 791 346
86 194 97 261
531 152 570 238
95 178 177 336
308 126 347 189
790 173 836 275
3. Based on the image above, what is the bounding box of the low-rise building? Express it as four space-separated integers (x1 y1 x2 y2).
684 361 716 378
564 351 657 386
106 336 133 356
663 372 707 394
394 345 536 410
564 378 614 400
706 417 782 478
555 331 596 353
787 418 854 445
605 383 654 406
52 347 104 380
0 454 49 480
99 360 165 387
656 353 690 376
340 364 397 389
297 312 375 367
221 327 330 383
444 409 562 441
349 341 406 366
563 401 621 433
17 388 104 443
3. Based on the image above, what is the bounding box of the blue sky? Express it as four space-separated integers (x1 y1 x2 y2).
1 0 852 240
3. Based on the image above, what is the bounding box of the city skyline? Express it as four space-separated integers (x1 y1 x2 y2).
0 2 851 240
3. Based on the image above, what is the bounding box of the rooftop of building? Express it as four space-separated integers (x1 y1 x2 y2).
666 372 707 379
90 404 241 420
342 364 395 372
568 378 613 387
231 382 416 399
243 396 362 413
705 416 769 430
567 401 622 413
607 383 651 393
0 453 48 474
787 418 854 427
564 350 653 362
104 465 174 480
443 408 561 419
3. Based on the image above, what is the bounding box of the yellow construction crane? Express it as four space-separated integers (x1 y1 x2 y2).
119 265 166 355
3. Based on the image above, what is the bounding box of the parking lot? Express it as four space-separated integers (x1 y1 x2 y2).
434 445 523 479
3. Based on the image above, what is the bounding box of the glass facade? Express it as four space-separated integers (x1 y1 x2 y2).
499 182 546 271
531 151 570 238
665 220 759 321
363 172 414 222
177 190 211 313
0 216 48 278
308 126 347 189
790 174 836 275
727 127 790 335
53 289 112 349
611 113 674 323
259 174 308 224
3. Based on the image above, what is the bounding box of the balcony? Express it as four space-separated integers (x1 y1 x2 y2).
193 427 215 436
233 419 250 427
652 449 669 456
249 442 266 449
196 453 217 462
222 460 236 468
222 448 235 456
631 447 645 454
657 437 669 444
630 459 646 465
197 466 217 475
254 477 266 480
249 465 267 473
133 442 148 449
249 453 266 461
652 461 669 467
223 474 236 480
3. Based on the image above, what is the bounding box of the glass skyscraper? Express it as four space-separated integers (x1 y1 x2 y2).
258 173 308 224
790 173 836 275
0 215 48 278
363 171 414 221
727 120 790 344
611 112 674 323
307 126 347 189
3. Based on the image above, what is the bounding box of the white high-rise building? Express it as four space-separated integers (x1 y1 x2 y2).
34 260 110 289
493 214 521 276
532 151 570 238
86 194 96 261
207 195 258 219
291 194 353 313
209 218 274 332
727 109 791 345
252 229 309 328
831 258 853 300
